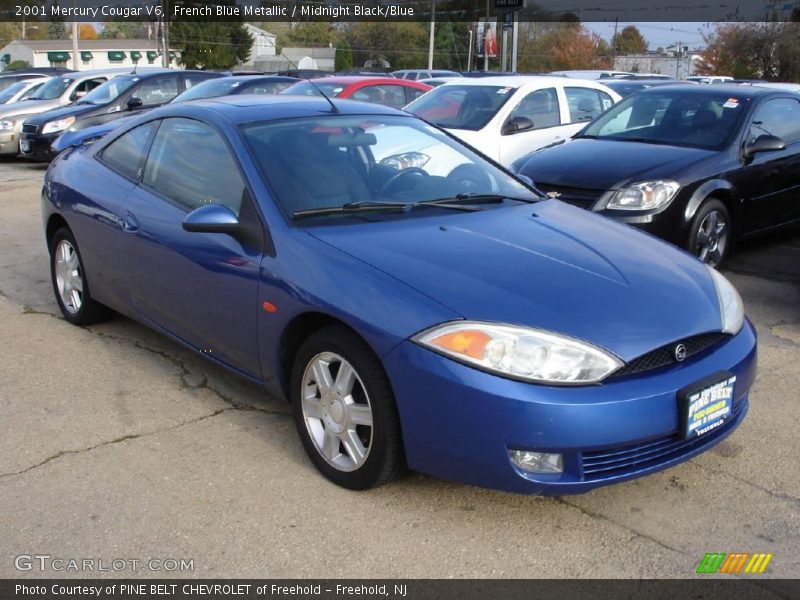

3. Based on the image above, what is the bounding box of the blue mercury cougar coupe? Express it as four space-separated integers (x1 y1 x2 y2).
42 96 756 494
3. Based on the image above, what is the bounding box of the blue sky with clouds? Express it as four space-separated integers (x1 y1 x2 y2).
584 22 709 49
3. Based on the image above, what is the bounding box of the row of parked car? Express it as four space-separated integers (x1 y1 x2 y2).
3 65 799 269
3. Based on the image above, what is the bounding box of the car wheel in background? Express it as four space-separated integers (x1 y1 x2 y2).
687 198 731 267
49 228 111 325
290 326 404 490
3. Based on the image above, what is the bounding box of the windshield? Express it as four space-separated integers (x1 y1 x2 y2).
29 76 72 100
78 77 136 105
280 81 348 98
405 84 517 131
174 78 242 102
240 114 535 220
579 90 747 149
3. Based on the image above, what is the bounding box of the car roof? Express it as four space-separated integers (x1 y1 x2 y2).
305 76 414 85
437 75 601 88
176 95 405 123
637 83 778 97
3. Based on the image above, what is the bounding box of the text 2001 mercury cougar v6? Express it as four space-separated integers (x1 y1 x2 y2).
42 96 756 494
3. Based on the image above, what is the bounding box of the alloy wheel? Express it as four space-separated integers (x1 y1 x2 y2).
695 209 729 267
300 352 374 472
54 239 83 314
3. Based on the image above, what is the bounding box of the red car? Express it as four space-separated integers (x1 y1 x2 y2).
280 77 432 109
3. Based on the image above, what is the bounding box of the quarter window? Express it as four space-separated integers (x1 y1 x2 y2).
142 118 245 215
98 121 158 181
507 87 561 129
750 98 800 144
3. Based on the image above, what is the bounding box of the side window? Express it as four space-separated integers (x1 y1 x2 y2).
142 118 246 215
507 87 561 130
98 121 158 181
247 81 294 95
184 75 212 90
70 77 106 101
750 98 800 144
132 76 180 107
405 86 427 103
565 87 605 122
351 85 407 108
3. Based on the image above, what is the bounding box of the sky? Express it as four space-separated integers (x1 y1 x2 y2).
584 22 709 49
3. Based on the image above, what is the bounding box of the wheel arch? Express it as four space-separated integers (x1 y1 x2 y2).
684 180 740 234
45 213 71 250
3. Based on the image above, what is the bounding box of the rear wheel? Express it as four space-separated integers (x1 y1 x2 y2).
49 227 111 325
687 199 731 267
290 326 404 490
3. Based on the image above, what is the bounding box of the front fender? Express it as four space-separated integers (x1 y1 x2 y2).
683 179 737 223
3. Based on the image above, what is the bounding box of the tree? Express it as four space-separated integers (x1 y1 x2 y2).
613 25 647 55
78 24 98 40
535 24 613 71
335 38 353 72
100 23 152 39
6 60 32 70
348 22 427 70
48 20 66 40
290 22 336 46
170 20 253 69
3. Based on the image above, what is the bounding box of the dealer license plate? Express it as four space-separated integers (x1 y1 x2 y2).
681 374 736 439
19 139 31 153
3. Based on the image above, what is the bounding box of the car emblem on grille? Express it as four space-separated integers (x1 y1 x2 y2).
674 343 688 362
546 191 562 199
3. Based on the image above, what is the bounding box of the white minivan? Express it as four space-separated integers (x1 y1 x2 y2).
405 76 621 167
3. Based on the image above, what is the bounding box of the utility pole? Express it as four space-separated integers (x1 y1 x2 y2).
467 28 474 71
511 12 519 73
71 0 79 72
675 40 682 78
427 0 435 70
612 18 619 70
162 0 170 68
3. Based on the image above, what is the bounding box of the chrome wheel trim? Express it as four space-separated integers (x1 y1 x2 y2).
696 209 729 267
301 351 374 472
54 239 83 314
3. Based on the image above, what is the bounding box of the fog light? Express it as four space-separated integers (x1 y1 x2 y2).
509 450 563 474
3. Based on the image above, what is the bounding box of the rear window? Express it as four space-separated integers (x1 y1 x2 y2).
405 84 517 131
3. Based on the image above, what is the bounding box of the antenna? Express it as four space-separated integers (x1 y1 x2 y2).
279 50 339 114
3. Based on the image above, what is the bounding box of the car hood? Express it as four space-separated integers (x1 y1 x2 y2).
0 98 61 119
516 138 716 190
308 201 723 361
25 102 98 126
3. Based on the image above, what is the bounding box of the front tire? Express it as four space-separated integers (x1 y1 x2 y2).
687 198 731 267
49 227 111 325
290 326 404 490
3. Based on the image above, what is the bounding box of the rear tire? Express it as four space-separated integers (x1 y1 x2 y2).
49 227 111 325
290 325 404 490
686 198 731 267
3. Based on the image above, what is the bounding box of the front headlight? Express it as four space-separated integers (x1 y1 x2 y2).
607 180 680 211
0 119 15 131
42 117 75 135
413 321 622 384
707 266 744 335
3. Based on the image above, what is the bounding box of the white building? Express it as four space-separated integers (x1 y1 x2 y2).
0 39 181 72
614 50 705 80
243 23 277 67
254 47 336 73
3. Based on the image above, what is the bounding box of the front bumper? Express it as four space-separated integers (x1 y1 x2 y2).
384 319 757 495
19 131 59 162
0 130 18 156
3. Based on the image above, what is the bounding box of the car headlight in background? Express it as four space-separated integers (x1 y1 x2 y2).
707 266 744 335
413 321 622 384
380 151 429 170
606 180 680 211
0 119 15 131
42 117 75 135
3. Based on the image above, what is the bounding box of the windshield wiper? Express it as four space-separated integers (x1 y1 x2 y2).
422 192 539 205
293 199 481 219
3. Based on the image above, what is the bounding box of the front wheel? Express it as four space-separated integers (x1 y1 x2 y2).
686 199 731 267
290 326 404 490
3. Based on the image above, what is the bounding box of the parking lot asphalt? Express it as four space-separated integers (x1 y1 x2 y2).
0 163 798 580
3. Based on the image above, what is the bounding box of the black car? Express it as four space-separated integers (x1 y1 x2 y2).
171 75 299 102
602 78 692 98
514 85 800 266
20 69 222 161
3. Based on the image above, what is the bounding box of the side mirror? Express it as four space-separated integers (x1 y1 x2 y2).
182 204 240 235
126 97 143 111
502 116 534 136
744 134 786 157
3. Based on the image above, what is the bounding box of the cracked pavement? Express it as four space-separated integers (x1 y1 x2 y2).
0 170 799 579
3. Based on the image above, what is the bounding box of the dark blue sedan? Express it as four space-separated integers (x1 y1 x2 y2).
42 96 757 494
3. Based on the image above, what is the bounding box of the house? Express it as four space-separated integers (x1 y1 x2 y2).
242 23 277 67
0 39 181 72
254 46 336 73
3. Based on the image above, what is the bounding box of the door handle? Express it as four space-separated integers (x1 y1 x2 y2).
120 212 140 233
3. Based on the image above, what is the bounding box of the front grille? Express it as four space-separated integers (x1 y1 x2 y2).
612 332 728 378
535 183 605 208
581 398 746 480
22 123 38 134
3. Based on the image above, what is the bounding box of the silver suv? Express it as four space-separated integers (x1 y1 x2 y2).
0 67 166 156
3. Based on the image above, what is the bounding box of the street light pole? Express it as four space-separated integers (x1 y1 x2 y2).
71 0 79 71
427 0 435 70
